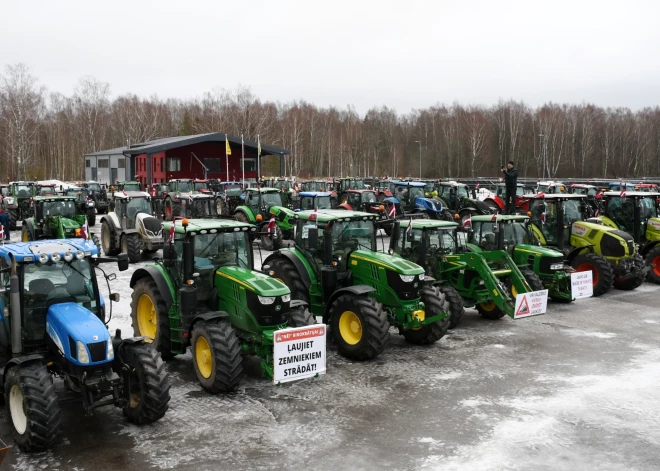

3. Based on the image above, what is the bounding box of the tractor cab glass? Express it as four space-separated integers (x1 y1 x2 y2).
300 195 331 210
639 197 658 219
188 198 217 218
259 192 283 209
331 219 375 253
86 183 102 192
276 180 293 192
14 184 33 197
1 187 9 196
122 182 141 192
194 182 209 192
38 186 57 196
42 200 77 219
174 181 193 193
409 186 425 200
119 197 152 229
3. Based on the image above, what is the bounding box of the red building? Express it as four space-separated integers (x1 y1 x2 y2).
121 133 289 185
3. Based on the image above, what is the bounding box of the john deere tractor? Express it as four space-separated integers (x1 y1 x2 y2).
0 240 170 451
100 192 163 263
233 187 295 251
390 219 537 324
468 214 574 302
263 210 451 360
129 218 314 392
433 181 494 223
527 194 646 293
2 181 36 229
594 191 660 284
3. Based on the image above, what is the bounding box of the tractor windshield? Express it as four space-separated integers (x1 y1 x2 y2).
455 186 469 199
192 231 252 269
332 219 375 252
87 183 102 192
362 192 377 203
640 197 658 219
503 222 530 247
300 196 331 210
409 187 425 200
125 198 152 226
15 184 32 197
38 186 57 196
123 183 141 192
188 198 217 218
175 181 193 192
1 187 8 196
261 192 283 208
42 200 77 219
194 182 209 192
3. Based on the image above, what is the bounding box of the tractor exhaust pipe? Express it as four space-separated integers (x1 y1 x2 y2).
9 254 21 354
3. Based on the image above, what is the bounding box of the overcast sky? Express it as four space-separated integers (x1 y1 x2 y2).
2 0 659 113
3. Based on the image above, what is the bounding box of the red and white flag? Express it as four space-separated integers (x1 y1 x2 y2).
267 215 276 233
406 217 413 236
620 189 626 198
462 214 472 228
309 207 318 223
536 191 546 198
123 190 128 197
388 204 396 218
81 220 89 240
0 225 4 242
168 224 175 244
490 213 498 222
540 212 546 225
151 187 156 197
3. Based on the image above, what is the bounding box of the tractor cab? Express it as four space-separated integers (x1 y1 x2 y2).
11 181 36 199
635 183 659 192
80 181 109 215
569 184 599 197
338 189 383 213
245 187 284 215
194 179 212 194
35 184 58 196
112 192 156 230
435 182 472 211
63 187 96 223
0 185 9 197
537 181 568 195
469 214 533 252
23 196 86 242
301 181 327 192
338 178 365 195
598 191 660 243
112 181 142 192
527 194 587 249
234 188 295 250
166 179 195 193
298 192 333 211
390 219 462 269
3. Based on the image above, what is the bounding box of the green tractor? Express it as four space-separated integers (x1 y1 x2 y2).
63 186 97 226
389 218 538 325
129 218 315 392
21 196 101 252
468 214 574 302
527 194 646 294
593 191 660 284
233 187 295 251
2 181 36 229
263 210 451 360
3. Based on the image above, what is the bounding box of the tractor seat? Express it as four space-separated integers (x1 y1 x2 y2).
29 279 55 296
66 272 87 298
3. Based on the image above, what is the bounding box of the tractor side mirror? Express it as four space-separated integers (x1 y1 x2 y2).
107 273 117 281
391 221 401 245
493 222 500 233
117 254 129 271
163 244 177 267
110 293 120 302
307 227 319 249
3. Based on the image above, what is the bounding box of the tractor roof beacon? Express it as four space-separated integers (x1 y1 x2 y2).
263 209 451 360
129 218 315 392
0 240 170 452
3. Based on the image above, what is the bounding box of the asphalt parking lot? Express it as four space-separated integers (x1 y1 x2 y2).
2 230 660 471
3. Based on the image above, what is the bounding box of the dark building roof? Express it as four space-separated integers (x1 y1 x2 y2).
120 132 289 157
85 146 129 157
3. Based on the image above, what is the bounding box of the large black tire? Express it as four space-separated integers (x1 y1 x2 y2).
476 301 506 320
439 285 466 329
8 209 17 230
402 286 450 345
261 224 282 251
645 245 660 284
233 211 250 224
87 209 96 227
4 363 61 452
612 254 646 291
101 220 120 256
520 268 545 291
268 257 309 304
328 294 389 360
120 342 170 424
287 305 316 327
191 319 243 393
571 252 613 297
122 234 142 263
131 277 175 360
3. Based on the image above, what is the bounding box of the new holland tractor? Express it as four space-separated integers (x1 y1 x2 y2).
263 210 451 360
593 191 660 284
390 219 536 324
468 214 574 302
233 187 295 251
298 192 333 211
129 218 314 392
385 181 448 220
0 240 170 451
2 181 36 229
527 194 646 293
100 192 163 263
21 196 101 252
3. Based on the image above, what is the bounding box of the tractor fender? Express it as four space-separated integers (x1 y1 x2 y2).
289 299 308 309
263 251 312 291
337 203 353 211
323 285 377 320
130 266 175 312
22 219 35 239
1 354 44 387
189 311 230 331
640 240 660 256
234 206 256 222
565 245 594 262
101 213 121 231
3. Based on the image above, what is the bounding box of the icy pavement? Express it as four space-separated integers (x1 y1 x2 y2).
3 227 660 470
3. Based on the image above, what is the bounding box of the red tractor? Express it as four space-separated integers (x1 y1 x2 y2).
483 183 527 213
373 180 393 202
337 189 387 218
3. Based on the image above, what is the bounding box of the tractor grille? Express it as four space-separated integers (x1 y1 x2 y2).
142 216 162 234
539 255 565 274
278 211 286 222
385 270 421 300
87 341 107 363
246 291 288 326
600 231 633 257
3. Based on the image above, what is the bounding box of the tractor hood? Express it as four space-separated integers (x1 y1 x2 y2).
572 220 623 236
215 266 290 296
414 197 443 213
515 244 565 258
646 217 660 241
269 206 294 217
136 213 162 238
349 249 424 275
46 302 110 366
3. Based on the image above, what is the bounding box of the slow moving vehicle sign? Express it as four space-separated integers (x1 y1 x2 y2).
571 271 593 299
273 325 327 384
513 290 548 318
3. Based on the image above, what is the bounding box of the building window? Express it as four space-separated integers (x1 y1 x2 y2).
167 158 182 172
243 158 257 172
161 157 164 172
204 158 221 172
86 159 91 168
118 158 125 169
98 159 109 168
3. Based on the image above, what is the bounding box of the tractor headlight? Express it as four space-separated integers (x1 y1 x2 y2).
419 274 425 281
5 197 13 204
77 341 90 364
258 295 276 305
550 263 564 270
76 250 85 260
64 251 74 262
51 252 61 262
281 294 291 302
38 253 49 263
107 340 114 360
400 274 415 283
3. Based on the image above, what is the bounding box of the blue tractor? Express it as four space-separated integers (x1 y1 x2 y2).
296 191 333 211
0 240 170 452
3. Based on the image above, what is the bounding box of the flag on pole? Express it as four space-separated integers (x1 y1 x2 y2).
388 204 396 218
490 213 498 222
225 134 231 181
0 224 4 242
81 220 89 240
462 214 472 228
620 189 626 199
267 215 276 233
406 217 413 237
241 134 245 188
257 134 261 183
168 224 175 244
309 207 318 224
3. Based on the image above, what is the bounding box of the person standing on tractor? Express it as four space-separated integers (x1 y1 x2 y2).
502 160 518 214
0 208 9 240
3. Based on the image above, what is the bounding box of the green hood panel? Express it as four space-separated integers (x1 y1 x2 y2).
215 266 289 296
350 249 423 275
514 244 564 258
270 206 294 217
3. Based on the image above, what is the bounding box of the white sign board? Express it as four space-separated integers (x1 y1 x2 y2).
273 325 327 384
514 290 548 318
571 271 593 300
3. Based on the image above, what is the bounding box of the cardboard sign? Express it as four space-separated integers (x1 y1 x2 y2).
273 325 327 384
514 290 548 318
571 271 593 299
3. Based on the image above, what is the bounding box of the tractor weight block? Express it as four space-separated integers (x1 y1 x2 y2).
321 266 337 302
118 253 129 271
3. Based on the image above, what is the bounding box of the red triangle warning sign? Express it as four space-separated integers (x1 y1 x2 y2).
516 295 531 317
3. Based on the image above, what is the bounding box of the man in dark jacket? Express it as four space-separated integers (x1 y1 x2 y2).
0 209 9 240
502 161 518 214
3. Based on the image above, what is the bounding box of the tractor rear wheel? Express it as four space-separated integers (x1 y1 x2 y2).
4 363 61 452
268 257 309 304
520 268 545 291
402 286 450 345
87 209 96 226
613 254 645 291
122 234 142 263
645 246 660 284
287 305 316 327
329 294 389 360
439 285 465 329
131 277 174 359
571 252 613 297
120 342 170 424
261 224 282 251
191 319 243 393
101 220 120 256
8 209 17 230
476 300 506 320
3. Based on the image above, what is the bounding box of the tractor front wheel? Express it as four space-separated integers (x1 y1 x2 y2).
402 286 450 345
476 300 506 320
329 294 389 360
7 209 17 230
520 268 545 291
87 209 96 227
439 285 466 329
131 278 174 359
268 257 309 303
571 252 613 297
191 319 243 393
120 342 170 424
122 234 142 263
101 221 120 256
261 224 282 251
4 363 61 452
613 254 645 291
287 305 316 327
645 246 660 284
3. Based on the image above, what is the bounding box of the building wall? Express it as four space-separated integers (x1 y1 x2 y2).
84 153 127 184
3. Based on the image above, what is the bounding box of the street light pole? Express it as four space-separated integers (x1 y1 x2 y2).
414 140 422 179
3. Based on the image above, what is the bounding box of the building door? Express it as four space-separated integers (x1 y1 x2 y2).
92 168 97 180
111 168 118 183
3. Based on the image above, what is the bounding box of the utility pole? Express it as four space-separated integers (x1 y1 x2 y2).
414 140 422 179
538 134 545 179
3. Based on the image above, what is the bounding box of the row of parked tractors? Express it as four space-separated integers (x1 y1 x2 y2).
2 175 659 453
